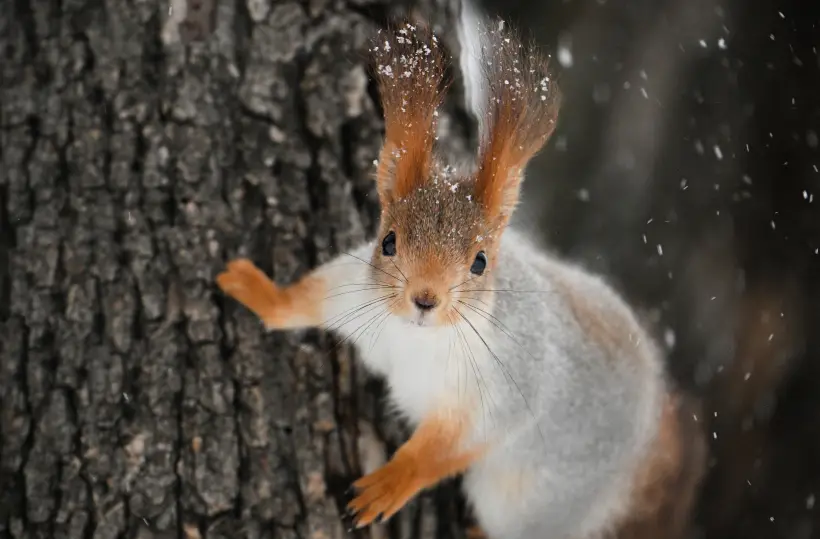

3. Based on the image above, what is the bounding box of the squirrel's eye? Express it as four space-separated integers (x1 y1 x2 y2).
470 251 487 275
382 231 397 257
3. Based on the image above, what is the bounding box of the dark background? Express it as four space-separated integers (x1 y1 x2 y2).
473 0 820 538
1 0 818 538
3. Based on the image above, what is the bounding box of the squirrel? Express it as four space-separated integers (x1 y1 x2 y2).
216 2 706 538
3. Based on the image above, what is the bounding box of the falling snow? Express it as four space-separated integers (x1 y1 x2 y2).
557 42 573 67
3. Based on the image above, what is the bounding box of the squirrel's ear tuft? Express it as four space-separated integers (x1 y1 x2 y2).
370 22 450 205
459 7 561 223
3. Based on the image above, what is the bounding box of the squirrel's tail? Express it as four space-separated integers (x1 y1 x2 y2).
455 0 561 223
456 0 490 141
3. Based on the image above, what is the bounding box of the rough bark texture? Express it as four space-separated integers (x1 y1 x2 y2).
0 0 471 538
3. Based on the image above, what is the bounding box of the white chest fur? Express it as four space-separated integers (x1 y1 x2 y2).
356 315 488 426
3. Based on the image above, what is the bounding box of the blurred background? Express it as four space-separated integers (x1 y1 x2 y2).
1 0 819 537
466 0 820 538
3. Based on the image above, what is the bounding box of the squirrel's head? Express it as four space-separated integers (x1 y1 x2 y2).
368 21 560 327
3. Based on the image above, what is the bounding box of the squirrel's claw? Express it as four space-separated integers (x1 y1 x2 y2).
339 501 358 533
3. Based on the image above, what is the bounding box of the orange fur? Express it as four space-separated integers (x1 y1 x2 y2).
396 255 460 323
370 23 450 203
550 273 705 538
553 276 641 356
216 259 324 328
472 25 561 223
405 256 451 299
465 525 488 539
613 393 706 539
347 410 487 527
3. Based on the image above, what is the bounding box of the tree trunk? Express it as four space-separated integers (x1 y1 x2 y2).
0 1 467 538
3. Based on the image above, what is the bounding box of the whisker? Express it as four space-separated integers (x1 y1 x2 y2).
455 288 552 294
453 315 494 432
450 268 499 293
341 252 403 284
444 314 456 393
326 280 397 291
453 306 546 447
333 305 384 350
331 297 397 354
320 260 397 281
456 299 542 367
324 285 399 300
324 295 390 330
389 258 409 285
450 274 477 292
367 297 400 353
456 300 517 341
324 294 396 333
446 311 463 402
351 298 398 351
457 295 492 309
323 292 394 326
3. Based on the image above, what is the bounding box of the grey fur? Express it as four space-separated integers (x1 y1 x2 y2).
460 229 665 539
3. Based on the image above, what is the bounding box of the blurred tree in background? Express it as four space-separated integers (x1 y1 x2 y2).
0 0 818 538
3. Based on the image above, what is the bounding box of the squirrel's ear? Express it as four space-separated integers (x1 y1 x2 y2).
459 7 561 224
370 22 449 205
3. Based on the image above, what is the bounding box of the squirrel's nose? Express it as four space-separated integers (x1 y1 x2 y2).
412 292 439 312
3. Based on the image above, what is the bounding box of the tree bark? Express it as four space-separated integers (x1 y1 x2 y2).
0 1 467 538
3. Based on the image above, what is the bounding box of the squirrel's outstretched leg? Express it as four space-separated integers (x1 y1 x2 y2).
347 411 487 527
217 259 325 329
217 249 382 332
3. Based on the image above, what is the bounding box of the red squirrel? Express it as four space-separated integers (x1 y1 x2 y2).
216 4 706 537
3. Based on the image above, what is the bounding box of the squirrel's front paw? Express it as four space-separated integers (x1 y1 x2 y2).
216 259 282 326
346 455 422 528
